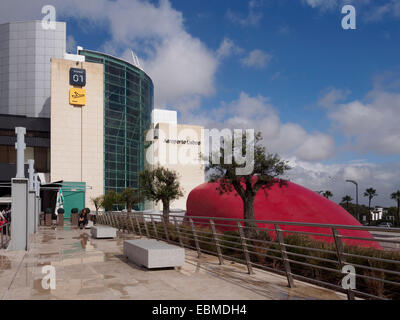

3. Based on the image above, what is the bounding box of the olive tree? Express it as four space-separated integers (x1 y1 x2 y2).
206 131 291 237
139 167 183 222
120 187 142 212
91 195 103 214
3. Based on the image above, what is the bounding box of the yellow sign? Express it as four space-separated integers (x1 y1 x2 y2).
69 88 86 106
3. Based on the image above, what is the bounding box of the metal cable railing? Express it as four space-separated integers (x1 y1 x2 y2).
96 211 400 300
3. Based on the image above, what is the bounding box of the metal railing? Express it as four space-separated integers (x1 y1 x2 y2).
96 211 400 300
0 222 11 249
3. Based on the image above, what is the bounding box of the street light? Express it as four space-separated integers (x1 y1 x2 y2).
346 180 359 221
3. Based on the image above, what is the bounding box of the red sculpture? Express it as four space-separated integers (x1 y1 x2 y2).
186 180 380 249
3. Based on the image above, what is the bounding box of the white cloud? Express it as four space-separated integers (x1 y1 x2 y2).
226 0 263 26
303 0 338 11
0 0 218 110
182 92 335 162
240 49 272 69
329 90 400 155
66 35 76 53
302 0 372 13
288 157 400 207
364 0 400 22
317 87 350 109
216 38 243 59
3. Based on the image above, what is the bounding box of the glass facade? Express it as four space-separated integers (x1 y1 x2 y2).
79 50 153 202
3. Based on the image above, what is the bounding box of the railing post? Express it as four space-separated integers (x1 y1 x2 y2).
128 214 136 235
123 214 129 233
332 227 355 300
114 214 119 230
210 220 224 265
189 218 201 258
142 214 150 238
237 222 254 275
118 215 123 232
174 216 184 247
107 213 112 226
123 214 128 233
118 215 123 231
1 227 3 249
275 224 295 288
162 215 170 242
151 215 159 240
134 213 142 237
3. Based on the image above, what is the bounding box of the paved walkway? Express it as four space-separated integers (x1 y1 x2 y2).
0 223 347 300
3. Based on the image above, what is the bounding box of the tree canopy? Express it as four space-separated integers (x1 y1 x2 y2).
206 131 290 236
139 167 183 221
120 187 142 212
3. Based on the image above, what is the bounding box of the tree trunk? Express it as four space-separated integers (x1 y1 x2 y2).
162 200 170 224
397 200 400 226
368 199 371 224
243 196 258 239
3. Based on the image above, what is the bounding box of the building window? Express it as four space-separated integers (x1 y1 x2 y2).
0 146 16 164
34 147 49 173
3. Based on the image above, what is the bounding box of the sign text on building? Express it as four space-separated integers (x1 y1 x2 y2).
69 68 86 87
69 88 86 106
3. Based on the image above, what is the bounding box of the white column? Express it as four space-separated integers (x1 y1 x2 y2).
7 179 29 251
15 127 26 178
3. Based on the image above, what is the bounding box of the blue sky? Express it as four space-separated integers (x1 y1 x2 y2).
2 0 400 205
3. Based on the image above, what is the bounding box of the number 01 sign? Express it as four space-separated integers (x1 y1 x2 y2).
69 68 86 87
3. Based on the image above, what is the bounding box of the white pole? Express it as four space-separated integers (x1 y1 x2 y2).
15 127 26 178
28 159 35 191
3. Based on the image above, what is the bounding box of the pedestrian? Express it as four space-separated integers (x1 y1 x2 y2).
5 206 11 224
0 212 7 235
78 208 88 229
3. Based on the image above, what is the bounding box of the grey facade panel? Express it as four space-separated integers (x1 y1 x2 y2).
0 21 66 118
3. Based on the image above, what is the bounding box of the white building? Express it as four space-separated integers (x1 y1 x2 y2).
145 109 205 211
370 207 384 221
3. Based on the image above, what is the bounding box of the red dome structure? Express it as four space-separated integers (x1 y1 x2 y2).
186 180 380 249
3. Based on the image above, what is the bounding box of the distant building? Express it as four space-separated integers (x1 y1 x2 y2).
370 207 384 221
145 109 205 211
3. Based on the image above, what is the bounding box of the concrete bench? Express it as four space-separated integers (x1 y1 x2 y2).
91 226 117 239
85 220 94 229
124 239 185 269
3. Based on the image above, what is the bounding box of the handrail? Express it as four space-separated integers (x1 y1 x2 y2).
98 211 400 300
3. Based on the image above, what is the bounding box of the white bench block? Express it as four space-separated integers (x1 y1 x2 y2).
91 226 117 239
124 239 185 269
85 221 94 229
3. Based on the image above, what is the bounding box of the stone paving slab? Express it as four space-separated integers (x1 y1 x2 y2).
0 224 347 300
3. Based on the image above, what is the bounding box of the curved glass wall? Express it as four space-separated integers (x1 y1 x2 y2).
79 50 153 206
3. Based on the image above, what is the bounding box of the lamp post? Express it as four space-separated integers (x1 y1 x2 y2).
346 180 359 221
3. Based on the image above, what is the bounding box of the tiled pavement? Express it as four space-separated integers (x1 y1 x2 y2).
0 223 347 300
